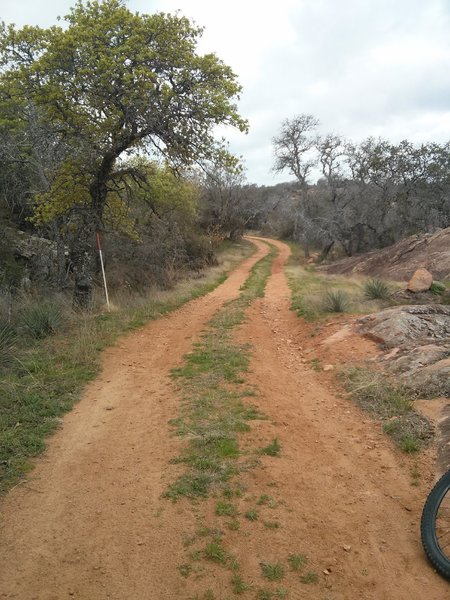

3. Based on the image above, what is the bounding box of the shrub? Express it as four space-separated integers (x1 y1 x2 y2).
430 281 446 295
322 290 349 313
364 278 391 300
22 302 63 338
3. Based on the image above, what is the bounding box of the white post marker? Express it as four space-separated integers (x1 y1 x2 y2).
96 232 110 311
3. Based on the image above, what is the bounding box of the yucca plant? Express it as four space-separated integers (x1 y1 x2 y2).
0 321 16 368
22 302 63 339
364 278 391 300
322 289 349 313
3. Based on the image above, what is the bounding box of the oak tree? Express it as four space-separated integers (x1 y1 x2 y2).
0 0 247 306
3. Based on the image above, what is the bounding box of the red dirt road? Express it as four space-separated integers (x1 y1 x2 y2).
0 238 448 599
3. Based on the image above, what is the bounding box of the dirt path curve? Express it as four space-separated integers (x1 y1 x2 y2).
0 241 270 600
0 237 448 599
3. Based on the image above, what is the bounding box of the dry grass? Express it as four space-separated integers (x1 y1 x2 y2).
342 366 434 452
286 263 399 321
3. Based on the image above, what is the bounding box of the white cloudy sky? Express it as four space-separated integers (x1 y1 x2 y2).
3 0 450 184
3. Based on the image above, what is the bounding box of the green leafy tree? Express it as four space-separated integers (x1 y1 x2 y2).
0 0 247 306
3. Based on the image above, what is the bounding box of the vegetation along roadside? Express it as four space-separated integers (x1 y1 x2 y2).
0 241 255 496
285 246 435 454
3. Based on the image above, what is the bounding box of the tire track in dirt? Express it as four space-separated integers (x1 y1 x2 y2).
0 240 270 600
233 237 449 599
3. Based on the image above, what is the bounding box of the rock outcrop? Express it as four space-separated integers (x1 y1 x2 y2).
357 305 450 397
321 228 450 281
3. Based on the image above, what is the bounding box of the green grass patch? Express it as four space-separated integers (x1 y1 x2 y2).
299 570 319 584
256 494 271 505
226 518 240 531
288 553 307 571
285 263 398 322
244 508 259 521
204 540 229 565
256 588 288 600
165 247 278 501
230 573 252 594
260 438 281 457
263 521 280 529
216 501 239 517
260 562 285 581
178 563 192 578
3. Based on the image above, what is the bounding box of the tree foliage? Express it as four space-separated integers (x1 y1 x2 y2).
0 0 247 305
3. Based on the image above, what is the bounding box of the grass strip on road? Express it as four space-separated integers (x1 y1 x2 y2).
166 245 278 501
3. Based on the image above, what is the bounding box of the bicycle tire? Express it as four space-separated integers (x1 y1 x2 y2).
421 469 450 580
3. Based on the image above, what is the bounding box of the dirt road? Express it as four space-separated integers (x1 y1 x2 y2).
0 238 448 599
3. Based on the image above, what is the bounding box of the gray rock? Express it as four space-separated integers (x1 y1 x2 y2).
389 344 450 375
407 358 450 397
14 232 59 284
357 305 450 397
358 305 450 348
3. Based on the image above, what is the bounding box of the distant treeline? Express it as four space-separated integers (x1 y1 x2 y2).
224 115 450 258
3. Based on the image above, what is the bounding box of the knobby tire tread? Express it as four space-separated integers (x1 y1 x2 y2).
420 469 450 581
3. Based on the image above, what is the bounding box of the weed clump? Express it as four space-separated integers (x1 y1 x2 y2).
22 302 63 338
322 290 349 313
260 562 285 581
299 570 319 584
288 553 307 571
363 278 391 300
230 574 252 594
260 438 281 457
244 508 259 521
430 281 446 295
343 367 434 452
203 540 228 564
215 501 238 517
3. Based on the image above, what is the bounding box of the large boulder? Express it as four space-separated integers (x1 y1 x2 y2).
407 268 433 292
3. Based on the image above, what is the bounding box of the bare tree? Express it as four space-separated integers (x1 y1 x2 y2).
272 114 319 188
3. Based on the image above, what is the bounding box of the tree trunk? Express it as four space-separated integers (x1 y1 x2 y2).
53 219 68 288
71 211 98 309
319 240 334 262
70 149 119 308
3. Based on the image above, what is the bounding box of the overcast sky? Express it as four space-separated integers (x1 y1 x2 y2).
3 0 450 185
